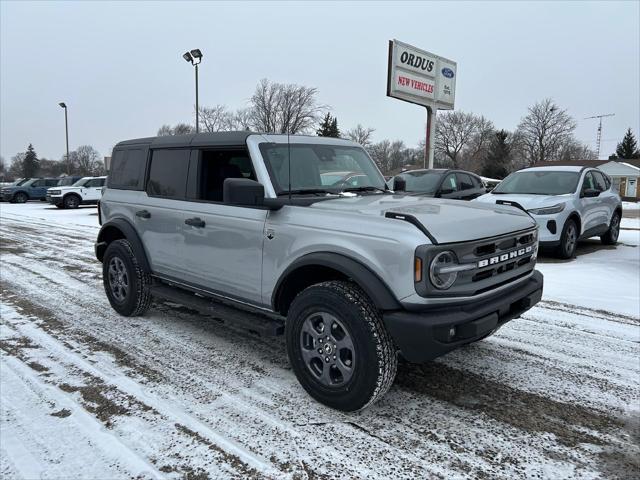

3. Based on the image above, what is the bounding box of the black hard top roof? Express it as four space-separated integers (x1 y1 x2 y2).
115 131 254 149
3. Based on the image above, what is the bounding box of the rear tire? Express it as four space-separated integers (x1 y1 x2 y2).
63 194 80 209
600 211 621 245
286 280 397 411
556 218 578 259
103 239 151 317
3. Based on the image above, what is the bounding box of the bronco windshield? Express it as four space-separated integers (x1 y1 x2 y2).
259 143 387 195
493 170 580 195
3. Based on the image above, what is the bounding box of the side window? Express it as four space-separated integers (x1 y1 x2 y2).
582 172 595 192
108 148 146 190
45 179 59 187
592 171 607 191
196 149 255 202
87 178 103 187
147 149 190 199
472 175 484 189
31 180 43 187
456 173 474 191
441 174 458 192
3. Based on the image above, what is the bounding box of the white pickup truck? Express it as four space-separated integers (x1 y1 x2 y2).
47 176 107 209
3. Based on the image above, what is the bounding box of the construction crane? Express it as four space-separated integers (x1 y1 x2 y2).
584 113 615 159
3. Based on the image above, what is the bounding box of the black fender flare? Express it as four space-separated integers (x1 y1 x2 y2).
95 218 151 272
272 252 402 313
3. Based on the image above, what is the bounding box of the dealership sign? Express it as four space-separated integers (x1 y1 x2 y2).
387 40 457 110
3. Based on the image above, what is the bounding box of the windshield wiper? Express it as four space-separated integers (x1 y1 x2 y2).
341 186 388 194
277 188 334 196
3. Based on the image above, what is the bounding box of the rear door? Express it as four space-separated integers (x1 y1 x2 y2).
455 172 483 200
136 148 191 280
437 173 459 199
180 147 267 305
579 171 603 234
591 170 616 226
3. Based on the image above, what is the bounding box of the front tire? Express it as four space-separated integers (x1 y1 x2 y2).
557 218 578 259
103 239 151 316
286 281 397 411
63 194 80 209
12 192 28 204
601 211 621 245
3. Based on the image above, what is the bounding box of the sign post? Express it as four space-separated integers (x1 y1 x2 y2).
386 40 456 170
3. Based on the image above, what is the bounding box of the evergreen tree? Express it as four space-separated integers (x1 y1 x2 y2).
22 144 39 178
481 130 511 179
615 128 640 159
317 113 340 137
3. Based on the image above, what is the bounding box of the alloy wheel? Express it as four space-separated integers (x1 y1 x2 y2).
300 312 355 387
108 256 129 302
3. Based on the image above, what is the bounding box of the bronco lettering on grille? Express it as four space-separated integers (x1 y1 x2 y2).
477 246 533 268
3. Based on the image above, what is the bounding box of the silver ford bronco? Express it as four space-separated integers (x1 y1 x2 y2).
96 132 543 411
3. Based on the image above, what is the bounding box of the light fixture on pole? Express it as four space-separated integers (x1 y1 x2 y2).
183 49 203 133
58 102 70 164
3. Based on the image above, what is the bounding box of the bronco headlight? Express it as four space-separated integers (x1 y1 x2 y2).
528 203 565 215
49 190 61 195
429 251 459 290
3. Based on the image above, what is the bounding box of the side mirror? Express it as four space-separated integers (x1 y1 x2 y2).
582 188 601 198
223 178 265 207
393 176 406 192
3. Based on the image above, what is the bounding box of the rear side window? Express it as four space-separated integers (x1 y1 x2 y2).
45 179 59 187
87 178 105 187
147 149 190 199
441 174 458 191
109 148 147 190
456 173 474 190
592 171 608 191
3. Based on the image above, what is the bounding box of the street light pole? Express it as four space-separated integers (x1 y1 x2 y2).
183 49 203 133
58 102 69 163
195 62 199 133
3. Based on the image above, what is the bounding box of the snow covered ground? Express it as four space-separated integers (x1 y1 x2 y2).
1 202 639 479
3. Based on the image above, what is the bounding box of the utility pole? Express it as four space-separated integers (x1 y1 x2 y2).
584 113 615 159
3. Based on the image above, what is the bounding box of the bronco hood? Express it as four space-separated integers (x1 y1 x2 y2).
310 195 536 244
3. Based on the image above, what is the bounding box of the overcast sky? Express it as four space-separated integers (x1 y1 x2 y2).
1 1 639 163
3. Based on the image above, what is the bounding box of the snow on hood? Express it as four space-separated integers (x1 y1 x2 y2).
475 192 573 211
310 194 536 244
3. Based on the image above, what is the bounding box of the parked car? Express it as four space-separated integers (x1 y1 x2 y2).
392 169 486 200
1 177 61 203
47 176 107 209
96 132 542 411
474 166 622 258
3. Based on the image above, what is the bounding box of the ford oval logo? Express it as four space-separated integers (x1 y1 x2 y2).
441 68 454 78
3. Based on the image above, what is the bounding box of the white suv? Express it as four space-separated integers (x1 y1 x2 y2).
47 176 107 209
475 166 622 258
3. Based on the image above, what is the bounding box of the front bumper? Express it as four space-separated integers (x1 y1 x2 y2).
383 270 543 362
47 195 63 206
1 193 14 201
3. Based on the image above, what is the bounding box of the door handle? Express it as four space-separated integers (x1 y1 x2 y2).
136 210 151 219
185 217 205 228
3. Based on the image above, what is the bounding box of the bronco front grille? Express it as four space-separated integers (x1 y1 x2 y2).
414 227 538 298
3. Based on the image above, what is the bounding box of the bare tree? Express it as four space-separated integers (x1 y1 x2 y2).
369 140 392 172
515 98 577 165
157 123 194 136
389 140 406 171
558 138 597 161
345 124 375 148
233 108 253 131
199 105 236 132
464 115 495 171
8 153 25 179
71 145 104 176
249 78 324 134
435 111 482 168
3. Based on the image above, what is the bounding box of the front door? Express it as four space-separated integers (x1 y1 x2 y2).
626 177 637 197
579 171 603 233
180 148 267 306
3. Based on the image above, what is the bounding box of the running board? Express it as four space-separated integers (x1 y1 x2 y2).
150 284 285 336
